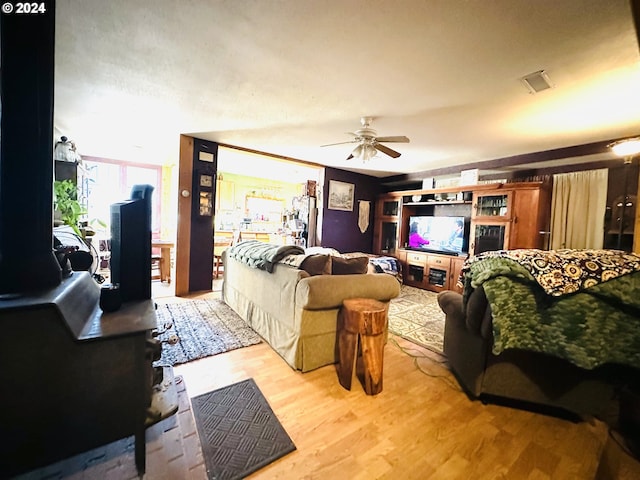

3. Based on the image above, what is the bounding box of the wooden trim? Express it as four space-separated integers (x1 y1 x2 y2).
218 143 325 169
381 181 546 198
380 139 625 187
175 135 194 296
81 155 164 170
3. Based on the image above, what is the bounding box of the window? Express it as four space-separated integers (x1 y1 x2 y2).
83 158 162 237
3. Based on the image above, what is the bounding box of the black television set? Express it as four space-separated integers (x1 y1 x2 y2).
110 184 154 302
408 215 469 255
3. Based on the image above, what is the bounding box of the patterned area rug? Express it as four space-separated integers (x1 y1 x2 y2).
388 285 445 354
154 299 262 366
192 378 296 480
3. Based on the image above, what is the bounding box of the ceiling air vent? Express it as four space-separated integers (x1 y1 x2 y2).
520 70 553 94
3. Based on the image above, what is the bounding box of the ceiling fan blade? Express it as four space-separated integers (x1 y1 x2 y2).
320 140 357 147
375 136 410 143
375 143 402 158
346 153 354 161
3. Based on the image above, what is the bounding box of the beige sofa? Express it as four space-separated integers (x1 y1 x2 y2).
222 250 401 372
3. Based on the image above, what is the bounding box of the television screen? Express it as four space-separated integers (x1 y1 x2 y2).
408 216 468 254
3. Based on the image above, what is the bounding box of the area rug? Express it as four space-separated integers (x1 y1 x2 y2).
154 299 262 366
192 378 296 480
388 285 445 354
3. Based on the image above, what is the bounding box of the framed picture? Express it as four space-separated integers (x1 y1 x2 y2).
328 180 354 211
199 191 213 216
199 173 213 187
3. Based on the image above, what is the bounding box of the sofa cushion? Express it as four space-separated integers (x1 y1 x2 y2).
300 254 332 276
331 256 369 275
296 273 401 310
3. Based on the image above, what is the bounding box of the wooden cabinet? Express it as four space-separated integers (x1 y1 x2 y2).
469 221 511 255
470 183 551 255
450 256 465 293
426 254 451 292
373 181 550 292
510 185 552 249
374 188 474 256
402 250 460 293
373 193 402 255
404 250 428 287
406 250 428 265
473 191 512 219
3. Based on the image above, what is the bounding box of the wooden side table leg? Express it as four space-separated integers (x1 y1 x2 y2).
360 331 385 395
337 329 358 390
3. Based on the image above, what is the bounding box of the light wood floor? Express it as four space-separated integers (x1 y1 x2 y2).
18 285 638 479
170 291 635 480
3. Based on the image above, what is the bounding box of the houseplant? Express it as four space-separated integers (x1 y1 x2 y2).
53 179 86 236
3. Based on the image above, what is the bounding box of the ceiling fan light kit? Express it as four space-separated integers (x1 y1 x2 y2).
322 117 410 162
351 143 378 162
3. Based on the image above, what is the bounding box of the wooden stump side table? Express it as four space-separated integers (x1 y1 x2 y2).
337 298 388 395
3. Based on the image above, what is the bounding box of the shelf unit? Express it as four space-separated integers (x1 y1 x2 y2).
372 193 403 256
374 181 552 293
470 184 551 255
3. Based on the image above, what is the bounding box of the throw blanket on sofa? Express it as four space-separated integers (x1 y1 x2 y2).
343 252 402 279
462 253 640 370
227 240 305 273
462 248 640 296
278 250 403 280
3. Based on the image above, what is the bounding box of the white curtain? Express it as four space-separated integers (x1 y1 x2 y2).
550 169 608 249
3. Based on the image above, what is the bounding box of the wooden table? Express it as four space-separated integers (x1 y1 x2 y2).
152 240 174 283
337 298 388 395
213 243 231 279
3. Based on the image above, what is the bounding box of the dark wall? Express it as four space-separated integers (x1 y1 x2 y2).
189 139 218 292
0 0 62 293
321 167 381 253
604 161 639 251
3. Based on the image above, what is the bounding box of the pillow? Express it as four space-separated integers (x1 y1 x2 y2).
305 246 341 257
331 256 369 275
300 254 332 276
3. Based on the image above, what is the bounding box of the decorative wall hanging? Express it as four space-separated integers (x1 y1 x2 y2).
358 200 370 233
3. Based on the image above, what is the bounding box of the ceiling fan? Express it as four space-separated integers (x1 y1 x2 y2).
321 117 410 161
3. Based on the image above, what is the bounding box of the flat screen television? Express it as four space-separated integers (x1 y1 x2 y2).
408 215 468 255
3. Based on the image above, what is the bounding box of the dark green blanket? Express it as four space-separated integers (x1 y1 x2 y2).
465 256 640 370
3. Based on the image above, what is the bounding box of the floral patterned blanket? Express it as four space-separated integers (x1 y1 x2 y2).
462 248 640 296
461 249 640 370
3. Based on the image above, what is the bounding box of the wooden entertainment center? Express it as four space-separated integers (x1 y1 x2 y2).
373 181 552 293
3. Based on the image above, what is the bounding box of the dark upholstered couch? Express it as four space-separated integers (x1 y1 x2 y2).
437 286 638 419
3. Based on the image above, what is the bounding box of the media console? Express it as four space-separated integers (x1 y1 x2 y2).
400 249 466 293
